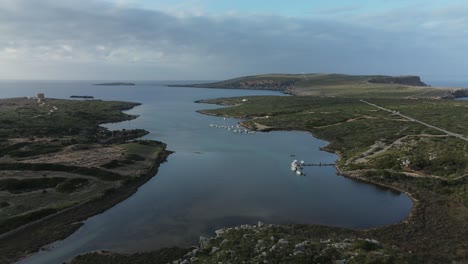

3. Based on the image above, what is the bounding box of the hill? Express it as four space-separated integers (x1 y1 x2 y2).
170 73 466 98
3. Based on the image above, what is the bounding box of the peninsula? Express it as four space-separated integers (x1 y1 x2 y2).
0 96 170 264
171 73 468 99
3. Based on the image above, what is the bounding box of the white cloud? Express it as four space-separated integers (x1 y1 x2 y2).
0 0 466 80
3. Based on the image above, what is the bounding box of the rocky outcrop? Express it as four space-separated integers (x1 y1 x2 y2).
170 222 415 264
443 89 468 99
368 76 427 86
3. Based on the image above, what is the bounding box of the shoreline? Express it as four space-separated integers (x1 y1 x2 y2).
68 104 424 263
203 110 418 230
193 98 468 262
197 100 417 229
1 149 172 264
0 100 173 264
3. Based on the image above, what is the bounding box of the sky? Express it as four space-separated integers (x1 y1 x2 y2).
0 0 467 81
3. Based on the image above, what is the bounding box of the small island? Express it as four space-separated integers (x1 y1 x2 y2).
70 95 94 99
94 82 135 86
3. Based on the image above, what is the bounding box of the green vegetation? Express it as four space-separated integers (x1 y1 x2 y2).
0 208 59 234
5 142 64 157
0 163 123 181
0 98 139 138
70 248 189 264
199 96 468 179
56 178 90 193
0 177 65 193
0 97 170 264
74 224 420 264
102 154 145 169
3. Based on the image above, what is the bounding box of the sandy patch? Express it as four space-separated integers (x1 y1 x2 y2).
20 146 125 167
253 122 272 131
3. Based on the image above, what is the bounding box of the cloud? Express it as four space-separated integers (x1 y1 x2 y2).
0 0 466 80
311 6 360 15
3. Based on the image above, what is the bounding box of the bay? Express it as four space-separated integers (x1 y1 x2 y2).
0 81 412 264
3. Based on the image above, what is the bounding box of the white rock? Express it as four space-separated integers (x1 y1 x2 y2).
211 247 219 254
364 238 380 245
199 236 209 248
215 229 225 236
293 250 304 256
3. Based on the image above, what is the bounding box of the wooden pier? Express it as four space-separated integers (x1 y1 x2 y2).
302 163 335 167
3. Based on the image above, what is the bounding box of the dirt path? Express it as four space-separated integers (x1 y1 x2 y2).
405 88 436 98
355 134 449 164
313 115 377 129
360 99 468 142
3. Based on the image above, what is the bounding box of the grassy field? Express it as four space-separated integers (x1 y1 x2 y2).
0 97 170 264
0 98 138 138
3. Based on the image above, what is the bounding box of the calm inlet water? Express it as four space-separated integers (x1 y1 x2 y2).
0 81 412 264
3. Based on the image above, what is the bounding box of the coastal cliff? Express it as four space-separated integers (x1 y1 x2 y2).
168 73 453 98
367 76 427 86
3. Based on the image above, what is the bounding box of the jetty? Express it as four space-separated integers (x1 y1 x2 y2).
302 162 335 167
290 160 305 176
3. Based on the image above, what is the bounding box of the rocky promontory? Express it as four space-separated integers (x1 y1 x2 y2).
443 88 468 99
367 76 427 86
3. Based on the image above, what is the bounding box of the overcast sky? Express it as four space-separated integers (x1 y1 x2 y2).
0 0 467 81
